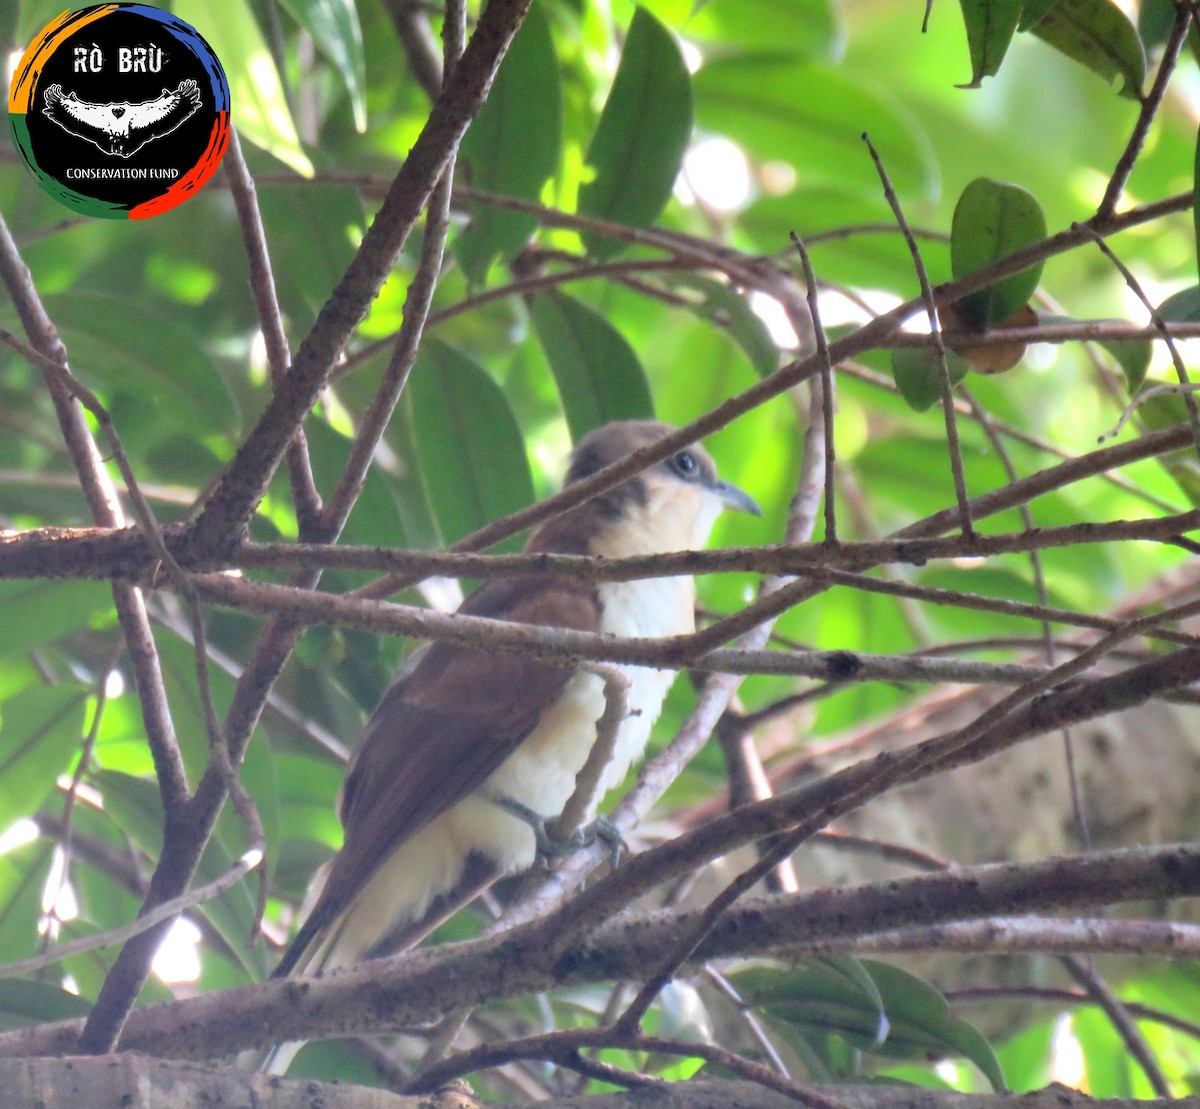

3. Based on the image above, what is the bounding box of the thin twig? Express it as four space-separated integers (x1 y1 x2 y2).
863 132 974 537
222 127 323 532
1062 953 1172 1097
1096 2 1193 219
790 232 837 544
1078 223 1200 465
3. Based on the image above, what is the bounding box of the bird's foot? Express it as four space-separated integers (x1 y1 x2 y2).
495 798 627 865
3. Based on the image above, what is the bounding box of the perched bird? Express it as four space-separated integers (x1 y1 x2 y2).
271 421 759 988
41 80 202 158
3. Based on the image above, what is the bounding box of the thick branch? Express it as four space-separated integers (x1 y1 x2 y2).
0 843 1193 1060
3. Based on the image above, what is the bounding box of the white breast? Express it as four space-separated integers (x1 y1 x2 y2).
325 575 696 964
469 573 696 862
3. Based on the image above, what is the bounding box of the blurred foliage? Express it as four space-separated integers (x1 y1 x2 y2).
1 0 1199 1098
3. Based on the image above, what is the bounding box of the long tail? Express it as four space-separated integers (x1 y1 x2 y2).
251 853 502 1075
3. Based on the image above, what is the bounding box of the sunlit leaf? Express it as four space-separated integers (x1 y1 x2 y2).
276 0 367 131
172 0 314 175
579 7 693 258
0 839 52 970
531 290 654 440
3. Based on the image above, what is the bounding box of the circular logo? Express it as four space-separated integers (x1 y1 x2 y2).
8 4 230 219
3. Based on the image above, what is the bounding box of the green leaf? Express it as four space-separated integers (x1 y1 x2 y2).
1027 0 1146 100
256 185 366 336
1195 125 1200 290
663 273 781 378
530 290 654 440
1160 285 1200 322
42 291 240 441
693 58 938 201
579 7 693 258
456 1 562 284
1037 314 1150 393
409 339 535 548
892 347 969 412
91 770 166 858
0 841 54 971
864 962 1006 1089
682 0 843 61
1018 0 1064 32
956 0 1023 87
0 685 88 827
277 0 367 131
1102 337 1151 393
0 582 111 661
734 960 1005 1091
171 0 314 175
951 178 1047 329
0 978 92 1026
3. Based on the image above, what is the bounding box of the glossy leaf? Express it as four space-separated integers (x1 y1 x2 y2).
864 962 1007 1090
956 0 1023 87
531 290 654 440
409 339 534 548
172 0 313 175
456 1 562 284
892 346 969 412
1028 0 1146 100
0 685 88 828
579 7 692 258
951 178 1047 329
277 0 367 131
734 960 1004 1090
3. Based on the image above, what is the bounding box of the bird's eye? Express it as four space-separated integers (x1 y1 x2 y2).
670 450 699 479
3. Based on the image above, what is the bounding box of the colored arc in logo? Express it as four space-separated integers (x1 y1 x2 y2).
8 4 230 219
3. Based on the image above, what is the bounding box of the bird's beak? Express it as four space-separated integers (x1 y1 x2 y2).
711 478 762 517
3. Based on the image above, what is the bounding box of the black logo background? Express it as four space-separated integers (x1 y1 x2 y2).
26 10 216 206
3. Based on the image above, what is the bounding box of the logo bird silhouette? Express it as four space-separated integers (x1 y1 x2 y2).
41 80 202 158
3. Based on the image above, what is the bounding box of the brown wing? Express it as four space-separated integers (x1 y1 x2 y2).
300 574 598 943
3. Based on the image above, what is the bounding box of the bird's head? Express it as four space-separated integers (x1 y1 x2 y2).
546 420 760 558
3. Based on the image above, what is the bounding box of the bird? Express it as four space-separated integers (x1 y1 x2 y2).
269 420 760 995
41 80 202 158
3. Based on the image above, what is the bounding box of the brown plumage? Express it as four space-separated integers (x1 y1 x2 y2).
270 421 758 985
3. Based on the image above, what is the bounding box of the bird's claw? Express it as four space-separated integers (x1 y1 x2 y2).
495 798 627 865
